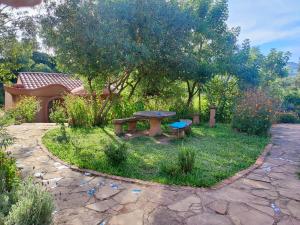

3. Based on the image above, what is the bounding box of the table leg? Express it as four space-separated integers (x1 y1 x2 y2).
149 118 162 136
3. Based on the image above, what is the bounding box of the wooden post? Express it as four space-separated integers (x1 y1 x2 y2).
209 107 216 128
114 124 123 136
149 118 162 136
192 114 200 125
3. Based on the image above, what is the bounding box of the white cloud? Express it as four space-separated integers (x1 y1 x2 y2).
228 0 300 45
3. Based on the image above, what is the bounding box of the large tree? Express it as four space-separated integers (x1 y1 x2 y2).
0 5 37 83
40 0 192 123
179 0 240 107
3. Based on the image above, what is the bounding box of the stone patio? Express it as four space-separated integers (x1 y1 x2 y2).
6 123 300 225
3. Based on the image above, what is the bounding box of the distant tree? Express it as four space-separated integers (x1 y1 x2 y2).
0 5 37 82
260 48 291 86
32 51 57 72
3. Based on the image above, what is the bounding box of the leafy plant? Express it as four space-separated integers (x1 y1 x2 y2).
64 95 94 128
104 142 128 166
0 151 18 193
49 101 68 142
159 161 179 177
5 179 54 225
232 89 279 135
11 96 40 124
178 146 195 174
276 112 299 123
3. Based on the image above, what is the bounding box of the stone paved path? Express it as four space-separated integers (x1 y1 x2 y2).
6 123 300 225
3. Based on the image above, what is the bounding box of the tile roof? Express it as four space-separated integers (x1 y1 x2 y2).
19 72 83 90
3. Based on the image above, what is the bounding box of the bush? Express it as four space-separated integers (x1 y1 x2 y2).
232 89 278 136
5 180 54 225
11 96 40 123
0 151 18 194
104 142 128 166
159 161 179 177
64 95 94 128
276 112 299 123
178 147 195 174
49 101 68 142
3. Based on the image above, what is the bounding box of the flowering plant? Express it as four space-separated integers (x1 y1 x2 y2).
232 89 279 135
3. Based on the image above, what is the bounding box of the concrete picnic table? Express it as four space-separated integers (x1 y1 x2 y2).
133 111 176 136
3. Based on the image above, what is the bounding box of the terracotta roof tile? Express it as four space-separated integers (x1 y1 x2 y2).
19 72 83 90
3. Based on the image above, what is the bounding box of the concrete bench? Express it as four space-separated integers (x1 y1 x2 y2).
169 119 192 138
113 117 140 135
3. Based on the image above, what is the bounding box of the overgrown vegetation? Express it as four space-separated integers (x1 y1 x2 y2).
104 143 128 166
43 124 268 187
64 95 94 128
276 112 299 124
232 89 278 135
8 96 40 124
49 101 68 142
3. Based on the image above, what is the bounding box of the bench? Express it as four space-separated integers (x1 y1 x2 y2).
113 117 140 135
169 119 192 138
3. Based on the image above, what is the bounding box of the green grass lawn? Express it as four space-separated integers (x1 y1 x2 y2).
42 124 269 187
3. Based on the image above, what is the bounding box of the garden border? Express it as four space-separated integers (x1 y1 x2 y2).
38 133 273 191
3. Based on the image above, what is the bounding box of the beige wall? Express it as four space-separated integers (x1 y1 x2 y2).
4 91 13 110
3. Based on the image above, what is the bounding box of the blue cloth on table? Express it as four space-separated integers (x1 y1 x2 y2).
170 121 187 129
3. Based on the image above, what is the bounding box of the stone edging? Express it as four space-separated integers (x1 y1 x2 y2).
38 135 273 191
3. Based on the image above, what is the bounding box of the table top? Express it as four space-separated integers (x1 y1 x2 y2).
134 111 176 119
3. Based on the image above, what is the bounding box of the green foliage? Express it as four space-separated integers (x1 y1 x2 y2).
111 98 145 120
31 51 57 72
64 95 94 128
276 112 299 124
0 5 37 84
5 180 54 225
0 151 18 193
159 161 179 177
232 89 278 135
178 146 196 174
104 142 128 166
10 96 40 124
260 49 291 87
0 124 14 151
204 75 239 122
49 101 68 142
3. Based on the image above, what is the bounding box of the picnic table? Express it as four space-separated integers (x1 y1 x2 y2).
133 111 176 136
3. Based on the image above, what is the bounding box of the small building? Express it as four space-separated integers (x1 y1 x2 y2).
4 72 83 122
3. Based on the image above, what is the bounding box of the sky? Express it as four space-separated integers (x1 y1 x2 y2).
228 0 300 62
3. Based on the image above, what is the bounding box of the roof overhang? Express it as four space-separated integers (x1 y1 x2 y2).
4 84 71 97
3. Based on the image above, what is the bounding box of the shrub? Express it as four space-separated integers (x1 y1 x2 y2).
11 96 40 123
159 161 179 177
64 95 94 128
276 112 299 123
5 179 54 225
178 147 195 174
49 101 68 142
232 89 278 136
104 142 128 166
0 151 18 193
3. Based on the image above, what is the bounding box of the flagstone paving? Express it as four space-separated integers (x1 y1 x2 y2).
6 123 300 225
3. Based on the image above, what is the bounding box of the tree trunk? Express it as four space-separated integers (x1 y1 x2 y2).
186 81 198 107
